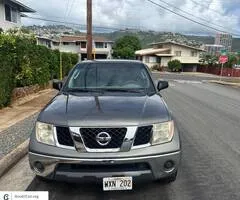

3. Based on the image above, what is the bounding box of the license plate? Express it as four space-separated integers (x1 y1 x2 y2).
103 177 132 191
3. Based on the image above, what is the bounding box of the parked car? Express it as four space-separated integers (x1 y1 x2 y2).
29 60 181 191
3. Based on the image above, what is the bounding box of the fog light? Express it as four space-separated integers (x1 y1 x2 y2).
34 161 45 173
164 160 174 170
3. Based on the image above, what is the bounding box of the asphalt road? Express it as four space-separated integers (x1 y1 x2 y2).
152 72 233 82
2 74 240 199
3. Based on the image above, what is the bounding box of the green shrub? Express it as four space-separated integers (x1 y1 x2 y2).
0 33 78 108
168 59 182 72
0 35 16 108
151 65 162 71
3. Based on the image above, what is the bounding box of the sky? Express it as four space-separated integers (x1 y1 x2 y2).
21 0 240 36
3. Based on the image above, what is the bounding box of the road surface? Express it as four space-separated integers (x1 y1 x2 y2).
1 74 240 200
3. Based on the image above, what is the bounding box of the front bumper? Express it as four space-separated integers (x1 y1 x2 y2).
29 151 181 181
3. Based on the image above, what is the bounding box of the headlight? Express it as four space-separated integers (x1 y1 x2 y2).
151 121 174 145
36 122 55 146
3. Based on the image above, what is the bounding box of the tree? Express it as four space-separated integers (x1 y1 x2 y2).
199 53 218 66
168 59 182 72
226 53 237 68
113 35 141 59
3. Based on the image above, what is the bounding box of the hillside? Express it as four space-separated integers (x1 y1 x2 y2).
98 31 240 51
25 25 240 51
184 35 240 52
96 31 203 48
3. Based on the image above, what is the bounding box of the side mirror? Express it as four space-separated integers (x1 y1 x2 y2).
52 80 63 91
157 80 169 91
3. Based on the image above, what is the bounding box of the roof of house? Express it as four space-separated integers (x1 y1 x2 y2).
8 0 36 12
150 41 204 51
60 35 113 43
135 48 170 56
204 44 225 47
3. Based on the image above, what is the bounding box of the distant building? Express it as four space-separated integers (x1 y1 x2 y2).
37 35 113 60
36 36 52 49
215 33 232 52
135 41 205 72
203 44 225 55
0 0 35 31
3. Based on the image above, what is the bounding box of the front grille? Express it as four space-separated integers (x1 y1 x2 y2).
56 163 150 173
133 126 153 146
56 126 74 147
80 128 127 149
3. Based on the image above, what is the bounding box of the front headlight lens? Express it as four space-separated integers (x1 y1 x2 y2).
36 122 55 145
151 121 174 145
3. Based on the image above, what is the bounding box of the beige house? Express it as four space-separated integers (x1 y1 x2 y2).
37 35 113 61
0 0 35 31
135 41 204 71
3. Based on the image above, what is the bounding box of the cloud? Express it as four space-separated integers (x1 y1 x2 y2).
21 0 240 35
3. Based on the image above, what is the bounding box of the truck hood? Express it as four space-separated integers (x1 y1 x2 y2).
38 93 170 127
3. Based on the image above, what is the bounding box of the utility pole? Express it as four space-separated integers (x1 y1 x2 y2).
87 0 93 60
60 36 63 80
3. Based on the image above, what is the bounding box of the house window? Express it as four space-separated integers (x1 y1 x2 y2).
104 43 108 48
95 42 104 48
145 56 149 63
11 8 17 23
5 5 11 22
76 41 81 46
149 56 157 63
53 42 59 46
191 51 197 57
81 42 86 48
156 57 161 63
63 42 69 45
175 51 181 56
5 4 17 23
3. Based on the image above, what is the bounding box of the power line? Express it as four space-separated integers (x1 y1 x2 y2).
146 0 240 37
157 0 240 34
64 0 71 19
189 0 223 14
66 0 76 18
25 16 125 31
30 12 144 30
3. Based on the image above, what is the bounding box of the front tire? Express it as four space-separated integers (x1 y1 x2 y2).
164 171 177 183
36 175 52 183
156 170 178 184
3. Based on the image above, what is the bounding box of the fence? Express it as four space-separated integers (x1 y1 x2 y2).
197 66 240 77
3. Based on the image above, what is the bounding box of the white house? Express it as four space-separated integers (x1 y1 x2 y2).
0 0 35 31
135 41 205 71
37 35 114 61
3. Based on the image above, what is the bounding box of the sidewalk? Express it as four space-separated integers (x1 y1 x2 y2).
0 89 57 133
0 89 57 177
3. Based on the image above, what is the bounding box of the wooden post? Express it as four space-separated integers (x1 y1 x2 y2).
87 0 92 60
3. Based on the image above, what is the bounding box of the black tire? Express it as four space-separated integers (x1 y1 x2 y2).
36 175 52 183
164 171 177 183
156 170 178 184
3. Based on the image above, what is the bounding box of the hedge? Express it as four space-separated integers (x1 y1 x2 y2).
0 33 78 108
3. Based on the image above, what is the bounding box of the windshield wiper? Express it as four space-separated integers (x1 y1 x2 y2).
102 88 145 93
66 88 103 93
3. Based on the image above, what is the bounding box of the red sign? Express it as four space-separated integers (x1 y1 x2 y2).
219 55 228 64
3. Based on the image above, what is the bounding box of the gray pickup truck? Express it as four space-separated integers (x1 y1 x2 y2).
29 60 181 191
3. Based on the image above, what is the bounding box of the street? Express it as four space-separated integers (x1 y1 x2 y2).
1 73 240 200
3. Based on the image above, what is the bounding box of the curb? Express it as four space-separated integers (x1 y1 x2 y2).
208 80 240 87
0 139 29 178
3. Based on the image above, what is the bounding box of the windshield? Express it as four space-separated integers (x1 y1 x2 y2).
64 63 155 94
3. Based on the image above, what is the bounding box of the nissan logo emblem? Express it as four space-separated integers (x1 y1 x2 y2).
96 132 111 146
